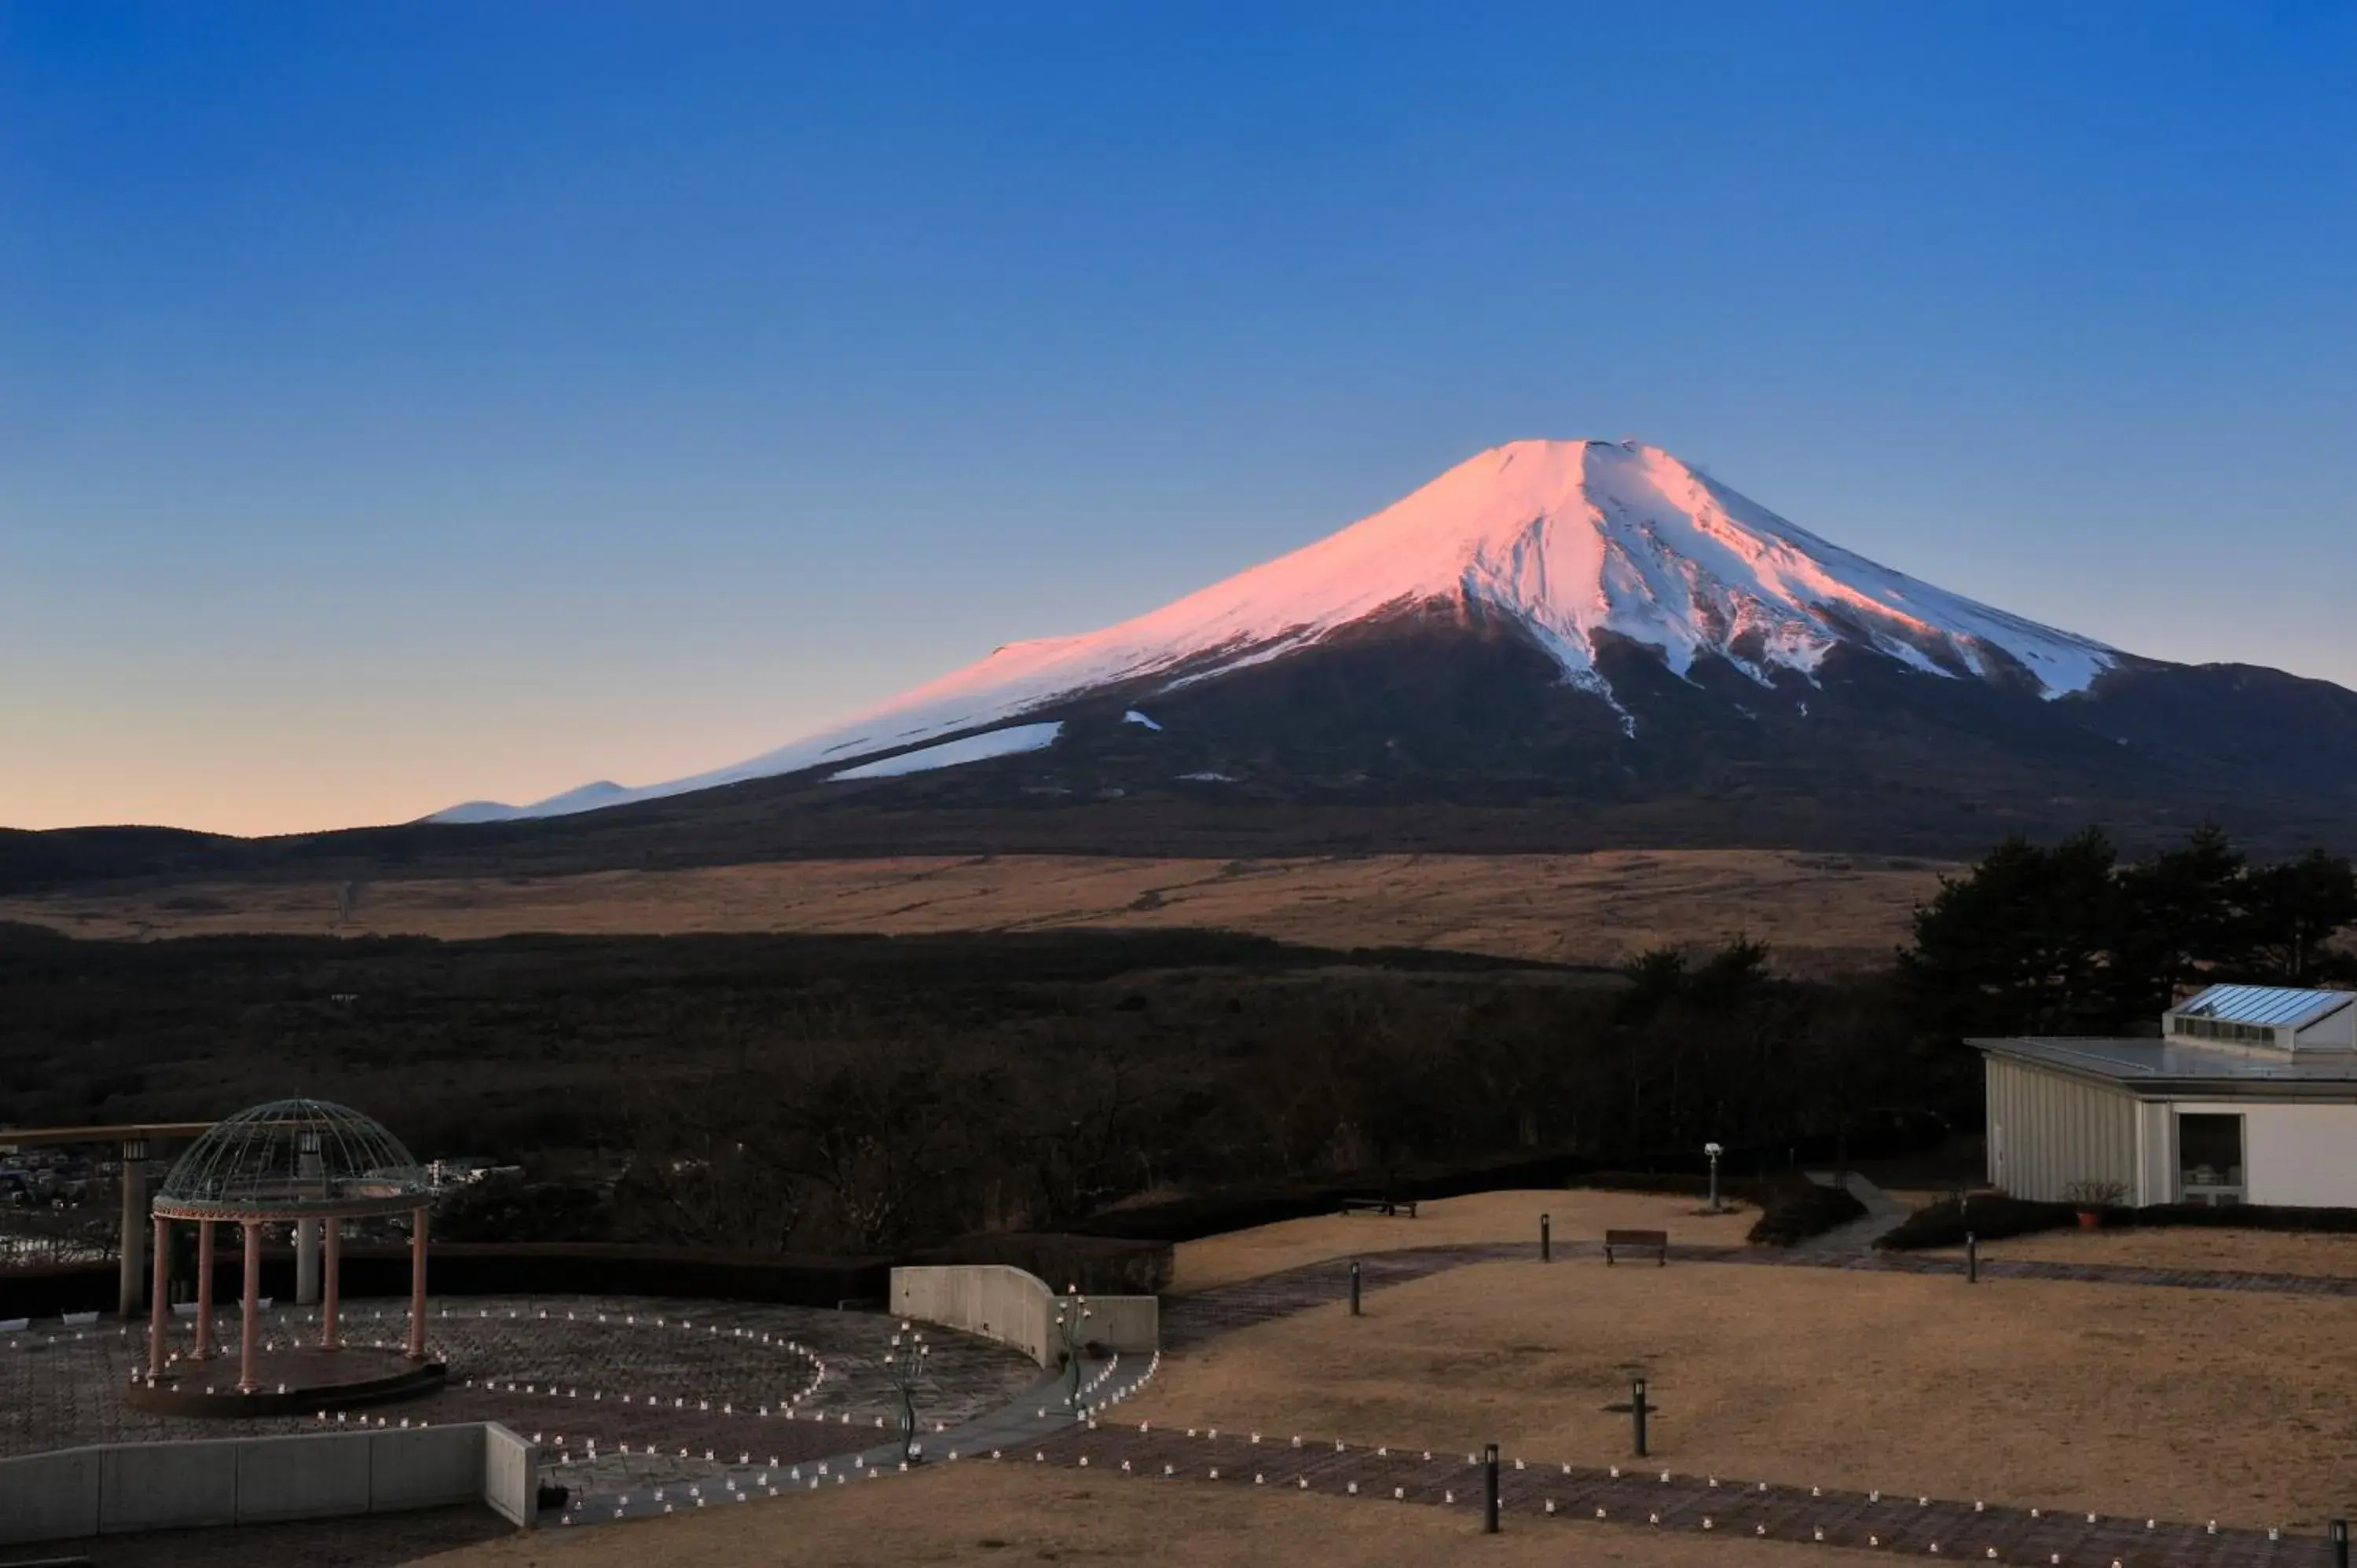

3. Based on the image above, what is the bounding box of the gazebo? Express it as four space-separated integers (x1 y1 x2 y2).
141 1098 437 1405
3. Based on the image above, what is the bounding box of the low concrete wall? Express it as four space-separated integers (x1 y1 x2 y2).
365 1423 482 1514
0 1447 103 1544
482 1423 537 1530
0 1422 530 1547
890 1264 1157 1368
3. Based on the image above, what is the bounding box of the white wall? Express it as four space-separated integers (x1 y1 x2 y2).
2168 1101 2357 1207
1985 1057 2139 1202
482 1423 538 1530
2292 1002 2356 1050
890 1265 1158 1366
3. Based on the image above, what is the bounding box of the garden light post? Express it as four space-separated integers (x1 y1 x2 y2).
1054 1285 1091 1411
1483 1442 1500 1533
1540 1213 1551 1262
1349 1259 1362 1316
1605 1376 1656 1456
2329 1517 2347 1568
1966 1232 1978 1284
1704 1143 1725 1211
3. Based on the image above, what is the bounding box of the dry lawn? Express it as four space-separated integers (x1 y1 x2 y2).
1171 1189 1757 1294
1 849 1948 973
1938 1225 2357 1278
405 1453 1824 1568
1126 1258 2357 1530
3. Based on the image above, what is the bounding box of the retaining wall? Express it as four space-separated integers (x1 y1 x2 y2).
0 1422 537 1547
889 1263 1157 1367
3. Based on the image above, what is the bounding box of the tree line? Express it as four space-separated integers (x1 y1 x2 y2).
1901 824 2357 1038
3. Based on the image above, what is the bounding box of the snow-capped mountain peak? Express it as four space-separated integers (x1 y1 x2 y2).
433 439 2119 822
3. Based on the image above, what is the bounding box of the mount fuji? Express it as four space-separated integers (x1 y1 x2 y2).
407 437 2356 856
438 441 2118 816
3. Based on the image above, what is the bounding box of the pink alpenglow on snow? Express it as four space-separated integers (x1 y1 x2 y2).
433 440 2119 822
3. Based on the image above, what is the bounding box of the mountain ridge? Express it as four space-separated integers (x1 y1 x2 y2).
437 439 2126 822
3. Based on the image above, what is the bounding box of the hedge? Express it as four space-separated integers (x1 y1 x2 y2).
1877 1196 2357 1251
1746 1178 1869 1247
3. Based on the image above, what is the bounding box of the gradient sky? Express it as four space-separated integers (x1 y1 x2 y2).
5 3 2353 837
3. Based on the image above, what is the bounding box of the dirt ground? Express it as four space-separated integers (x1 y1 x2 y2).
1126 1258 2357 1530
1 848 1947 973
1934 1225 2357 1278
1171 1189 1758 1293
406 1456 1823 1567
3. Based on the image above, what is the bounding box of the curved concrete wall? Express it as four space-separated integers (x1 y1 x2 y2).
890 1264 1157 1367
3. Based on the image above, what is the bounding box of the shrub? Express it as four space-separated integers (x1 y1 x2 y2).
1875 1193 2078 1250
1746 1178 1868 1246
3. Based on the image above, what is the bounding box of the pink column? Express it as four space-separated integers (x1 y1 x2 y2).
320 1218 342 1351
237 1220 262 1394
405 1207 428 1361
192 1219 214 1361
145 1215 168 1378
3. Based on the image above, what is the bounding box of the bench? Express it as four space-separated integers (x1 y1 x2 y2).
1604 1228 1669 1266
1340 1198 1420 1218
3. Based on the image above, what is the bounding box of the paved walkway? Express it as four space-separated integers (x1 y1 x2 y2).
1021 1425 2331 1568
1786 1171 1914 1258
1162 1236 2357 1346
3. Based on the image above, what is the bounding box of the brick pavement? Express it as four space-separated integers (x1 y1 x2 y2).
1161 1237 2357 1350
0 1293 1038 1503
1020 1425 2333 1568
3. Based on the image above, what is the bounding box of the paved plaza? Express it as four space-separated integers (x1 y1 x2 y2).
1 1291 1039 1500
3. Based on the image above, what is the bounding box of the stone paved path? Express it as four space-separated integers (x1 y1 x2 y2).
1161 1236 2357 1348
0 1293 1038 1502
1786 1172 1914 1258
1017 1425 2332 1568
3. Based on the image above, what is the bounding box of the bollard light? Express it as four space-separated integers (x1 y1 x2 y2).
1704 1143 1725 1211
1483 1442 1501 1534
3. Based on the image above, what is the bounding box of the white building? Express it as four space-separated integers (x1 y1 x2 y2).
1974 984 2357 1208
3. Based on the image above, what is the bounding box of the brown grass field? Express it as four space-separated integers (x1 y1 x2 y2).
1123 1255 2357 1531
0 848 1949 972
1170 1189 1758 1293
409 1456 1824 1567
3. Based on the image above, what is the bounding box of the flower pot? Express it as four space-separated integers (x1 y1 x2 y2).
2077 1210 2102 1229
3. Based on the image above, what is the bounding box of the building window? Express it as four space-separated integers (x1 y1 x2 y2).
2176 1112 2245 1205
2168 1016 2278 1046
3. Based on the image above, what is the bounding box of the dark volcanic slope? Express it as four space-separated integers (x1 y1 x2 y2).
6 610 2353 895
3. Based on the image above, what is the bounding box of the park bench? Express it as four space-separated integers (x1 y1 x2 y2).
1604 1227 1669 1266
1340 1197 1420 1218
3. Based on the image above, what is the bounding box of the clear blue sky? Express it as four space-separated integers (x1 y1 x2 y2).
5 2 2352 834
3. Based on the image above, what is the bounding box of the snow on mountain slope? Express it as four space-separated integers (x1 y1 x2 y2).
432 440 2119 822
826 721 1064 781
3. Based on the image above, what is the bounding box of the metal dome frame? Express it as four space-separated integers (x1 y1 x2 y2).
154 1097 430 1222
142 1098 440 1394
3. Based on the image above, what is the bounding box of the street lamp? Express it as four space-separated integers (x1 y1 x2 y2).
1703 1143 1725 1211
